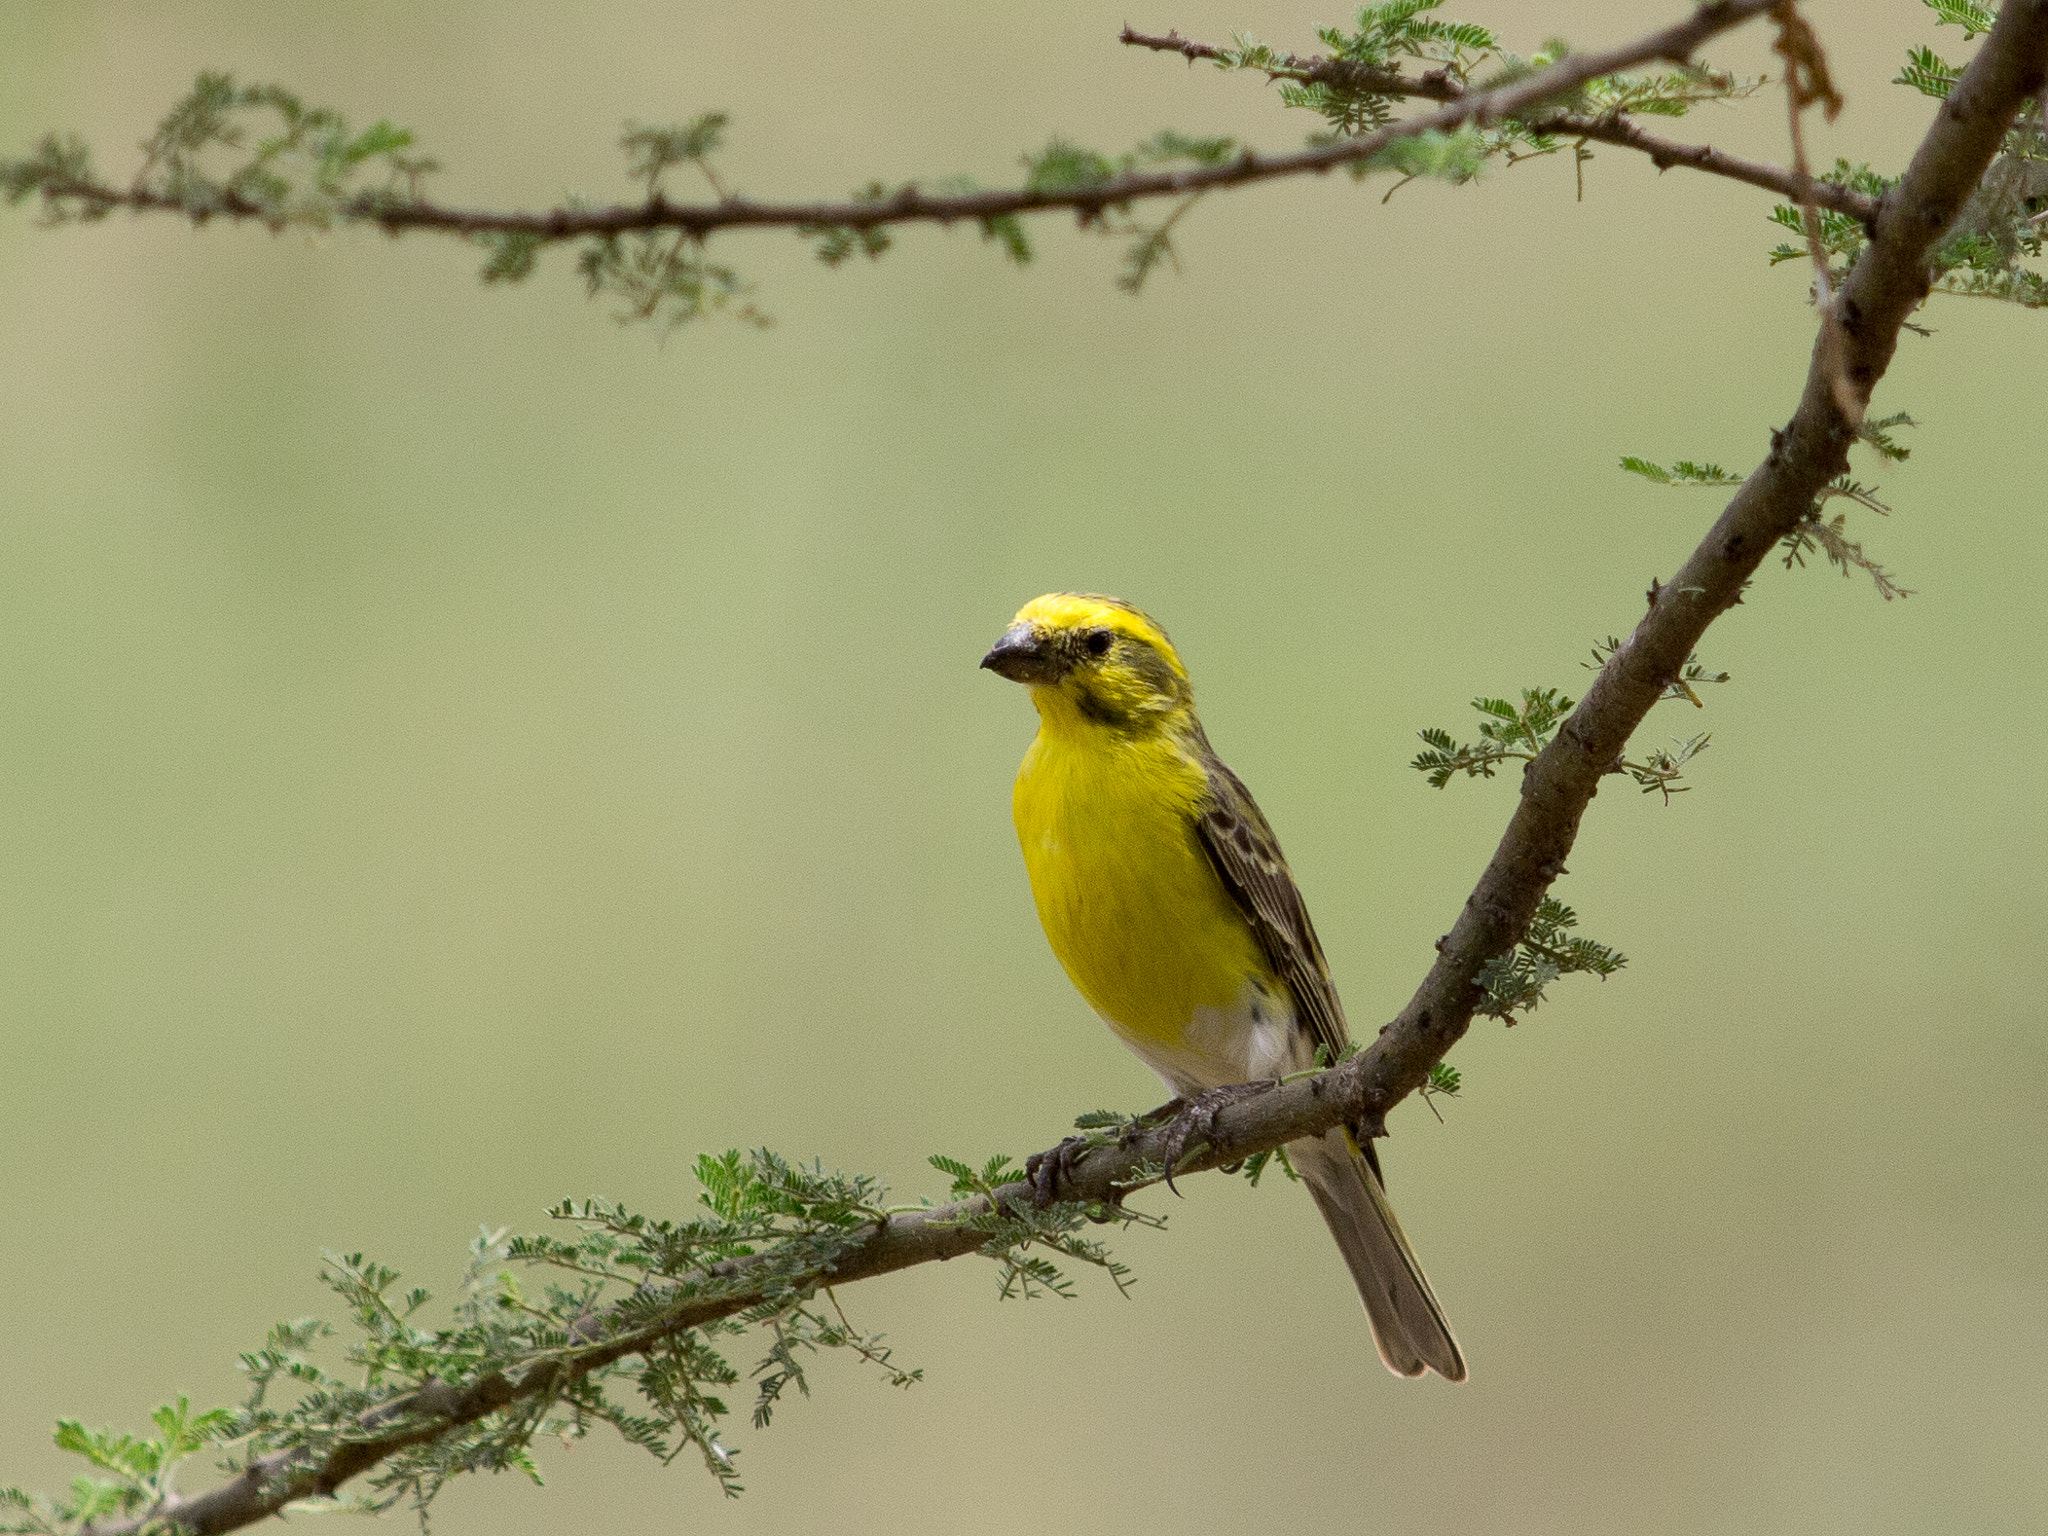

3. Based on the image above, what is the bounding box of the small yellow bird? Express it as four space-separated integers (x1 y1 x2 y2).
983 592 1465 1381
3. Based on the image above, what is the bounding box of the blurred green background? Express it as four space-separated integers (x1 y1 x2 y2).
2 2 2043 1532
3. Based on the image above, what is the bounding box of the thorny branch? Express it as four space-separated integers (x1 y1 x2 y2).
46 1 2048 1531
22 2 1814 247
1346 0 2048 1124
1118 20 1881 220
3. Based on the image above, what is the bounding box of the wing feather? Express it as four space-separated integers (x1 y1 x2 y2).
1189 732 1351 1075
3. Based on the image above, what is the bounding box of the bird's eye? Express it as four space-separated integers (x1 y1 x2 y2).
1083 628 1114 657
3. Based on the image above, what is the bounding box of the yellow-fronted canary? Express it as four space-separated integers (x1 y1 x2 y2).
983 592 1465 1381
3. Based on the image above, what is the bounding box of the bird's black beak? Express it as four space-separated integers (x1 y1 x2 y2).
980 623 1060 684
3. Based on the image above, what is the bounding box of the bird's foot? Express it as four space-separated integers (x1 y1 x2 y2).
1025 1134 1091 1210
1159 1081 1277 1196
1120 1097 1188 1146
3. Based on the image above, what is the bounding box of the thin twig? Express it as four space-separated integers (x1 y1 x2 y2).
1119 20 1880 221
1770 1 1860 423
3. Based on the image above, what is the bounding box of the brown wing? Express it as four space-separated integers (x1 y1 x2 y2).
1189 729 1352 1074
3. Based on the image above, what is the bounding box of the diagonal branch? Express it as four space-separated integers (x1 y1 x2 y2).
1335 0 2048 1122
30 1 1792 245
1119 23 1879 219
67 3 2048 1532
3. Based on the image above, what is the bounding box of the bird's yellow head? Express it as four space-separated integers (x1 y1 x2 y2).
980 592 1192 731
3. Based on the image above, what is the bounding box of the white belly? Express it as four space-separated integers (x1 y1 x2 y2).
1107 974 1311 1099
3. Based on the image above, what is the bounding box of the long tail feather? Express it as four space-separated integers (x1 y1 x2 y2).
1292 1129 1467 1382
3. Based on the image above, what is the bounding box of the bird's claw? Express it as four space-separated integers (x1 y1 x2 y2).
1159 1081 1276 1196
1025 1134 1090 1210
1125 1097 1187 1142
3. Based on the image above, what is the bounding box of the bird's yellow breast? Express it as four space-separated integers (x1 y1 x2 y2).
1011 715 1271 1054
